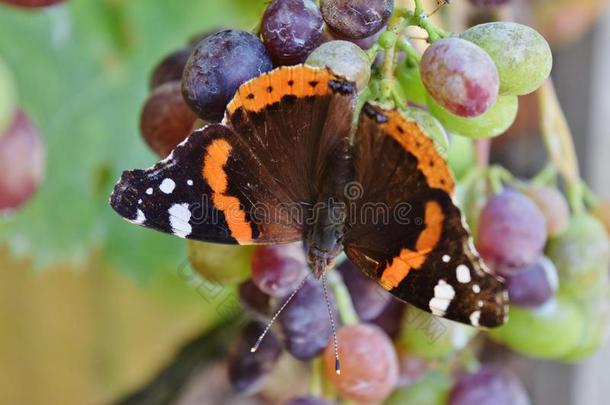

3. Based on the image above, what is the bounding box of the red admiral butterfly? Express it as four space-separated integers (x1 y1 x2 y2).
110 65 508 328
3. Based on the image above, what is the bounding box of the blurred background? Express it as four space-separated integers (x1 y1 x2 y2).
0 0 609 404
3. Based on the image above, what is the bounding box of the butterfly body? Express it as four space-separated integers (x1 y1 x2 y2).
110 65 509 328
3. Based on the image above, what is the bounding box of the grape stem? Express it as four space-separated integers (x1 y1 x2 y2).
309 357 324 397
327 270 359 326
538 80 585 214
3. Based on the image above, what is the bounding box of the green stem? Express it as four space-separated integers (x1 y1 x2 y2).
327 271 359 326
531 164 559 186
397 36 422 64
309 357 324 397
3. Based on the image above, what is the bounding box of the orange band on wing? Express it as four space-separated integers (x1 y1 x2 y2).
202 138 253 243
380 201 445 289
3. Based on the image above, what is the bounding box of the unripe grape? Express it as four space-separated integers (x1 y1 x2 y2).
187 240 254 284
182 30 273 121
251 243 308 298
547 213 609 296
396 62 427 105
449 366 531 405
461 22 553 96
477 189 547 276
427 93 518 138
0 110 45 214
140 81 198 157
401 107 449 157
320 0 394 40
0 57 17 136
324 324 398 403
386 371 452 405
447 134 475 180
149 48 191 90
261 0 324 66
488 295 584 359
524 185 570 237
421 38 499 117
306 40 370 90
228 321 283 394
398 306 477 359
506 256 559 308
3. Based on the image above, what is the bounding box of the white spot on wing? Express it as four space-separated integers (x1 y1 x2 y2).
442 255 451 263
470 310 481 327
160 178 176 194
146 188 153 195
429 280 455 316
472 284 481 294
456 264 472 283
169 203 192 238
127 209 146 225
187 179 194 186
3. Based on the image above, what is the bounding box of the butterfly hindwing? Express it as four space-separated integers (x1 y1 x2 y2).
110 65 357 245
344 103 508 327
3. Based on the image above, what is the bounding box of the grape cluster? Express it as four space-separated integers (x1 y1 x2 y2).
127 0 609 403
0 57 45 214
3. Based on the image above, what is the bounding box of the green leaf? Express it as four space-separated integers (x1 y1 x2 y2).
0 0 265 280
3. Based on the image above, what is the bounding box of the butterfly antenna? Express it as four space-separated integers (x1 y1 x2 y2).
251 273 310 353
323 274 341 375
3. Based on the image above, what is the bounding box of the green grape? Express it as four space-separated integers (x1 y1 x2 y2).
396 62 427 105
401 107 449 157
187 240 254 284
488 295 584 359
461 22 552 96
561 286 610 362
546 213 610 297
427 93 518 139
386 371 452 405
447 135 475 180
0 57 17 136
398 306 478 359
306 40 371 90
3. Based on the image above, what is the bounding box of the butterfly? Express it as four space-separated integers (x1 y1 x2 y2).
110 65 508 328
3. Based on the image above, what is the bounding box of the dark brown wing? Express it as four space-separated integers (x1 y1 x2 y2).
344 103 508 328
110 65 357 245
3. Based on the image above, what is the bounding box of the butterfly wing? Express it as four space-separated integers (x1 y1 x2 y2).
110 65 357 245
344 103 508 327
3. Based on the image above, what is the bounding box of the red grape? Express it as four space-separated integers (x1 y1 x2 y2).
278 278 337 360
0 110 45 213
320 0 394 39
227 321 283 394
524 185 570 237
149 48 191 90
477 189 547 276
140 81 198 157
337 259 391 321
324 324 398 403
420 38 499 117
449 366 531 405
261 0 324 65
238 279 272 320
182 30 273 121
505 255 558 308
251 243 308 298
0 0 64 7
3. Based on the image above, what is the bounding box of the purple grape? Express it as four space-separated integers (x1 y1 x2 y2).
140 81 197 157
370 298 406 339
321 0 394 39
0 110 45 213
449 366 531 405
238 279 272 319
278 278 337 360
477 189 547 276
421 37 499 117
149 48 191 89
227 321 282 394
182 30 273 121
323 26 385 50
506 256 558 308
0 0 64 7
262 0 324 65
251 243 308 298
468 0 512 8
285 397 336 405
338 259 391 321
